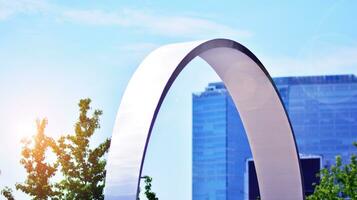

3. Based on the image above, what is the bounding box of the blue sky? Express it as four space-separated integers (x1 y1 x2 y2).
0 0 357 199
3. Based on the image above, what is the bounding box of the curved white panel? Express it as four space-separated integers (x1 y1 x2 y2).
104 39 304 200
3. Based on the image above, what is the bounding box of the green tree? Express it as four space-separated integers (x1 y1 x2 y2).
1 186 15 200
308 142 357 200
15 119 59 200
143 176 158 200
54 98 111 200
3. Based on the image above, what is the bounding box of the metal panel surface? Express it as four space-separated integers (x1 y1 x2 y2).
104 39 304 200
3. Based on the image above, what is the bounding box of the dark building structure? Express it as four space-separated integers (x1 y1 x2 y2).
192 74 357 200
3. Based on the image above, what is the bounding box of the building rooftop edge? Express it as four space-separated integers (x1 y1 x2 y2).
193 74 357 96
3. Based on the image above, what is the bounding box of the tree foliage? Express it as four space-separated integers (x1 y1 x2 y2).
15 119 59 200
1 186 15 200
307 142 357 200
15 98 111 199
143 176 158 200
54 98 111 200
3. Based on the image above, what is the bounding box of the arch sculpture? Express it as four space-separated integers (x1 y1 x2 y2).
104 39 304 200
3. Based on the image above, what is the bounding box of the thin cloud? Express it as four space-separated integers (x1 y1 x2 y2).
0 0 48 20
261 46 357 77
119 42 159 52
0 1 252 39
61 10 128 26
61 9 252 39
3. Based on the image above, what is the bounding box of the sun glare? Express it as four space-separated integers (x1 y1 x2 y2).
15 119 38 140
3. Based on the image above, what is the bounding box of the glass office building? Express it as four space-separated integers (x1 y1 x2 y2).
192 74 357 200
274 75 357 164
192 82 250 200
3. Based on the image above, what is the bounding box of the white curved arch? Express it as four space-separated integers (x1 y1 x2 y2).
104 39 304 200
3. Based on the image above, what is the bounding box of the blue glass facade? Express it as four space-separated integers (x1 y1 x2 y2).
274 74 357 165
192 74 357 200
192 82 250 200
